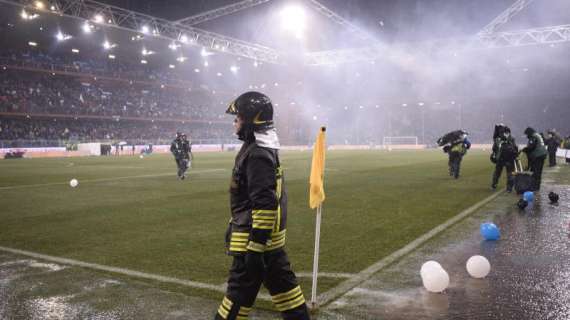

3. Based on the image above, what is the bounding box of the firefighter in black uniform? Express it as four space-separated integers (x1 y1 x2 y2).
490 124 518 192
444 131 471 179
215 92 310 320
522 127 547 191
544 129 561 167
170 132 191 180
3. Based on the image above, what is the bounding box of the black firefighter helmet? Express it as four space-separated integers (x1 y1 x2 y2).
226 91 274 141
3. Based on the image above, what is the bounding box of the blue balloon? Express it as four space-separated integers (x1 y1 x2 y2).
480 222 501 241
523 191 534 203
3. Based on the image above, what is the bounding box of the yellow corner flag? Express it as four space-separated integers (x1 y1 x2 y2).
309 127 326 209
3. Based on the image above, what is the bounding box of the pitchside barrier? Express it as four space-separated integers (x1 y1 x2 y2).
4 143 544 159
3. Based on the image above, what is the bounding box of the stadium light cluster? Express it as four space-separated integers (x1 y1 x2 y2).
21 9 39 20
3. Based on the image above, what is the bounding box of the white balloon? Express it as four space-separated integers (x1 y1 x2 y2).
69 179 78 188
422 267 449 293
420 260 443 279
466 255 491 278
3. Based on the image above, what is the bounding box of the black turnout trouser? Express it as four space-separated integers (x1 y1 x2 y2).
529 155 546 191
215 249 310 320
492 160 515 191
548 149 557 167
448 152 463 179
175 157 189 177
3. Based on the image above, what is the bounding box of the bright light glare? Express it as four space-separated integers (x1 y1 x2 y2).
21 10 39 20
108 54 116 59
56 31 71 41
200 48 213 57
141 59 147 64
168 43 179 51
28 41 38 47
141 48 154 56
82 22 92 33
280 5 306 39
141 25 149 34
71 48 79 53
230 65 238 73
103 41 116 50
93 14 104 23
169 64 175 69
176 56 187 62
34 1 45 10
180 35 188 43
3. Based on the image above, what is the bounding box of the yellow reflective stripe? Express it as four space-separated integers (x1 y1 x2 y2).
267 229 286 250
217 296 233 319
237 305 251 319
275 294 306 312
252 222 274 230
252 209 277 215
217 306 229 319
232 232 249 238
274 205 281 232
229 232 249 252
253 216 275 221
246 241 266 253
272 286 302 303
222 296 233 309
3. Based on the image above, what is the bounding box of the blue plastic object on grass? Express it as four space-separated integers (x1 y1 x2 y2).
480 222 501 241
523 191 534 203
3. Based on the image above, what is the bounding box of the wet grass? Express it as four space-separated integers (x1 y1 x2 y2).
0 150 497 304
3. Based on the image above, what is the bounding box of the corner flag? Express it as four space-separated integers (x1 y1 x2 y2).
309 127 326 309
309 127 326 209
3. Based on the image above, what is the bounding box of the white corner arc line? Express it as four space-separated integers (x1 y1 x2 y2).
0 168 226 190
315 190 505 307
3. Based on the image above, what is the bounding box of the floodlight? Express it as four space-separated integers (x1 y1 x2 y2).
93 14 104 24
82 22 92 33
280 5 306 38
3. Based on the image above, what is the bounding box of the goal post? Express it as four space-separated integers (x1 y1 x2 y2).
382 136 418 145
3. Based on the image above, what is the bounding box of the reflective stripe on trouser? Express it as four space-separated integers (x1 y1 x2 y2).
215 249 310 320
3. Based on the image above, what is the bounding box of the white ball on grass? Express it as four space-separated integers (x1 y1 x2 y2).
139 155 144 159
466 255 491 278
422 267 450 293
420 260 443 279
69 179 79 188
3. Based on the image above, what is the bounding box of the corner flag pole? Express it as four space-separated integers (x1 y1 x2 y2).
311 204 323 308
309 127 326 309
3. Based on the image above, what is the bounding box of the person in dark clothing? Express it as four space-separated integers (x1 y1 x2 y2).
170 132 191 180
522 127 547 191
544 130 561 167
490 124 518 192
444 131 471 179
215 92 310 320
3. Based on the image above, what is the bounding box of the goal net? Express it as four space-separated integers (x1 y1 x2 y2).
382 136 418 145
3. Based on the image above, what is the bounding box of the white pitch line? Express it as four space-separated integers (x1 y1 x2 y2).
0 168 226 191
296 272 354 279
0 245 277 300
315 190 505 308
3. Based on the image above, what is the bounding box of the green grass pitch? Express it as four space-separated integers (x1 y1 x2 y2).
0 149 497 299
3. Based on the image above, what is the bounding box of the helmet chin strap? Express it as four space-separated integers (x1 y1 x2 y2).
237 123 255 142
